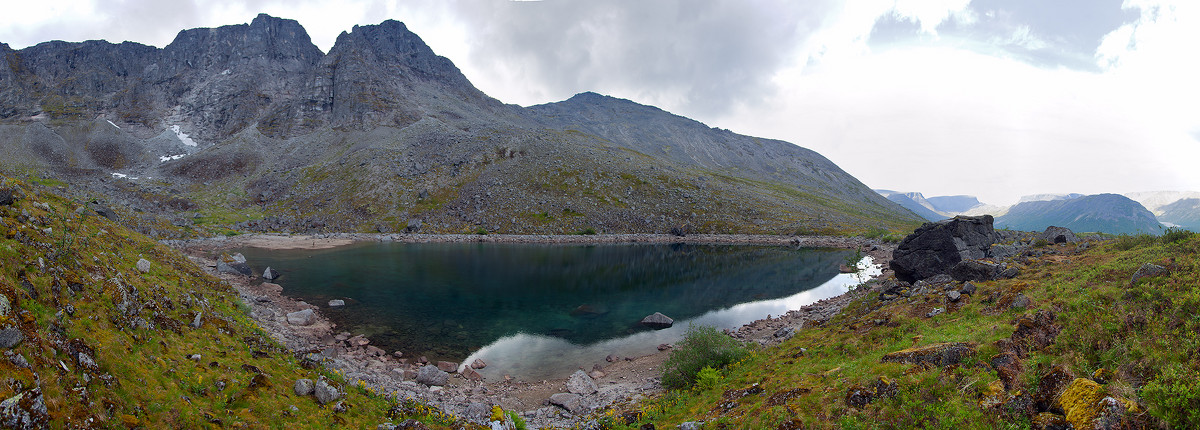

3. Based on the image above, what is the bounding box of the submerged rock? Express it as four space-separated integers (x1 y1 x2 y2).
328 299 345 307
640 312 674 329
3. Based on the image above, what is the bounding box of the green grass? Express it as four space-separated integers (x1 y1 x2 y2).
0 175 482 429
611 235 1200 429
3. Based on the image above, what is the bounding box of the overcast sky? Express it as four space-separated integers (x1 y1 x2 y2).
3 0 1198 205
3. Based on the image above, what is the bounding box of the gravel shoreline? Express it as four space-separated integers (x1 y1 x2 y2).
170 233 895 428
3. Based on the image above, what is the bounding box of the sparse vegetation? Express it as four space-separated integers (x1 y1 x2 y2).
660 325 750 390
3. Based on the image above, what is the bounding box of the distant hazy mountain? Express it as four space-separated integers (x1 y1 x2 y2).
995 193 1163 235
1156 198 1200 230
874 190 946 221
925 195 983 214
1018 193 1085 203
1124 191 1200 213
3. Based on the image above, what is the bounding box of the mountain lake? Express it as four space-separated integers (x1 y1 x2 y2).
236 242 879 381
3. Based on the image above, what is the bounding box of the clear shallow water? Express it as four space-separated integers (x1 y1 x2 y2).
237 242 874 380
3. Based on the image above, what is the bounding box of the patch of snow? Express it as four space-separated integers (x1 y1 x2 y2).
110 172 140 180
159 154 187 162
106 120 120 129
171 125 197 147
221 69 231 75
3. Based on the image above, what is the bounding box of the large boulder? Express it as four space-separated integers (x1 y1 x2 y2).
415 365 449 386
566 369 598 395
1040 226 1078 244
880 342 975 367
286 309 316 326
548 393 585 414
313 379 342 405
216 260 252 276
890 215 999 283
640 312 674 329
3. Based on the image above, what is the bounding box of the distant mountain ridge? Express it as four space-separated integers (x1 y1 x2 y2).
0 14 922 235
995 193 1163 235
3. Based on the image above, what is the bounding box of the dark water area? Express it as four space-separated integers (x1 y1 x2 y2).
238 242 861 379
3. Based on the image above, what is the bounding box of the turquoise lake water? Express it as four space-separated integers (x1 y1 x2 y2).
237 242 874 380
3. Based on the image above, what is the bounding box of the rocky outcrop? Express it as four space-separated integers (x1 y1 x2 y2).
890 216 998 283
1040 226 1078 244
880 342 976 367
415 365 449 386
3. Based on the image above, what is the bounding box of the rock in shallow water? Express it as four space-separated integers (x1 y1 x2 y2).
640 312 673 329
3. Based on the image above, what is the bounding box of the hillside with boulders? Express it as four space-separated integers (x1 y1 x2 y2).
599 217 1200 429
0 14 922 237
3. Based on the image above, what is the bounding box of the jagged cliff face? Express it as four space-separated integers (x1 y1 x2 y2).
0 14 922 235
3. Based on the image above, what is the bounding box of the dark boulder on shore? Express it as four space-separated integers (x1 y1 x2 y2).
890 215 998 283
640 312 674 329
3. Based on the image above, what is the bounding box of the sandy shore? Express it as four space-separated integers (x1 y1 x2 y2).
171 233 894 428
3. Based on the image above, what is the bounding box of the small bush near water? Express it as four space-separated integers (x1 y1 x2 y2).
661 325 749 389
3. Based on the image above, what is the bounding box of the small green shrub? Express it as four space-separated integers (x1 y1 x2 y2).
1113 234 1156 251
661 325 748 389
694 366 722 391
577 227 597 235
1161 227 1194 244
1143 364 1200 427
474 227 488 235
1033 239 1050 248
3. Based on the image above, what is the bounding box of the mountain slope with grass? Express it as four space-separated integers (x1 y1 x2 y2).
0 15 922 237
996 193 1163 235
0 175 481 429
602 230 1200 429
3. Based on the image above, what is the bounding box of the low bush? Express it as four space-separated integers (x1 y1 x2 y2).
1161 227 1194 244
660 325 748 389
1112 234 1156 251
1142 364 1200 427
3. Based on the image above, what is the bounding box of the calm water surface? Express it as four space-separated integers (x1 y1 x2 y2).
237 242 876 380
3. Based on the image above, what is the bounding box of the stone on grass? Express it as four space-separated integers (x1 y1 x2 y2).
1130 263 1168 285
314 379 342 405
890 215 998 283
136 258 151 273
294 379 315 396
946 291 962 302
287 309 316 326
1040 226 1078 244
0 327 24 349
881 342 975 367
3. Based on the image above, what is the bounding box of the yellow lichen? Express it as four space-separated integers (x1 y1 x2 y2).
979 379 1008 409
1057 378 1106 429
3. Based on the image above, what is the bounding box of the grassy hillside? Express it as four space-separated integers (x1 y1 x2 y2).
608 232 1200 429
0 175 480 429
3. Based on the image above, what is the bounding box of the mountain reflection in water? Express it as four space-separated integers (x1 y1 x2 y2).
237 242 876 380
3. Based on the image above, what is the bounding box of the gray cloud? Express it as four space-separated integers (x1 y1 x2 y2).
447 0 833 115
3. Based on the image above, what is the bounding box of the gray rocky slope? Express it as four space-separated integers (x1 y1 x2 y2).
0 14 922 236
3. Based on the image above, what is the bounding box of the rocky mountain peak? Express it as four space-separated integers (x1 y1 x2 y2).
161 13 322 75
331 19 471 89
